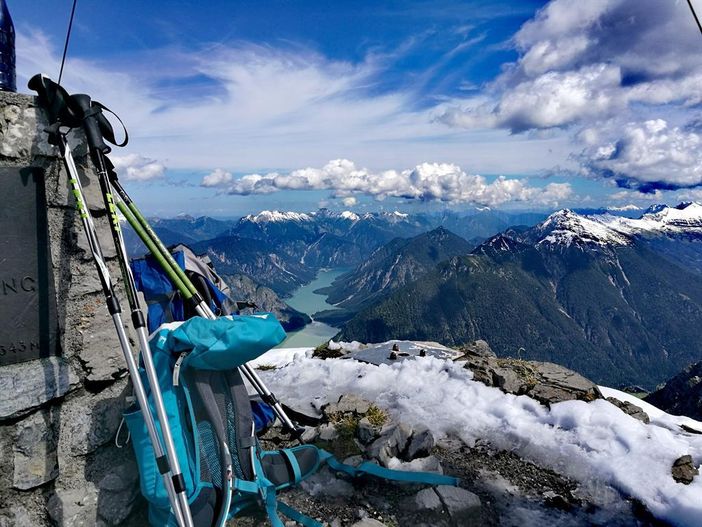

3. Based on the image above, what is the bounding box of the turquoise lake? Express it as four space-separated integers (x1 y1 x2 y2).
277 268 348 348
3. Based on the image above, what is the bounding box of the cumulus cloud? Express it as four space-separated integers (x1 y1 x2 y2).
443 64 623 132
438 0 702 192
201 168 233 188
440 0 702 135
110 154 166 181
341 196 358 207
581 120 702 192
210 159 572 207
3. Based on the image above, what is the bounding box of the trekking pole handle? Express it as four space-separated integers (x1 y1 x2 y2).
71 94 111 154
27 73 82 142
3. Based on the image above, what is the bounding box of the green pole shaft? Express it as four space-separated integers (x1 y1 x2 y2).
111 175 201 300
125 201 200 298
115 199 193 300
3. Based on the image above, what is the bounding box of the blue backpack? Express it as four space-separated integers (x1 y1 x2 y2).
130 244 273 431
123 315 460 526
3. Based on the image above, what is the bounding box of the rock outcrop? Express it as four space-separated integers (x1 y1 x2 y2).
459 341 602 405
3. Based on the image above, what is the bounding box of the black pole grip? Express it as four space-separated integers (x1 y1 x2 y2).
71 94 112 154
27 73 81 130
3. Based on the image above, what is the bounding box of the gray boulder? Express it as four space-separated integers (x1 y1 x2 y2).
48 485 99 527
436 485 482 525
77 306 129 383
300 426 319 443
457 340 496 358
58 380 126 456
96 462 141 526
351 519 387 527
407 486 482 526
318 423 339 442
324 394 372 417
357 417 382 445
407 428 435 459
413 487 443 512
367 423 413 464
672 455 699 484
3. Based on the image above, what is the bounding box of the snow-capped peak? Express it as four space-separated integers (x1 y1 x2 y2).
645 202 702 227
245 210 312 223
535 209 631 247
600 202 702 236
644 204 668 215
378 211 409 222
340 210 359 221
607 204 640 212
312 209 360 221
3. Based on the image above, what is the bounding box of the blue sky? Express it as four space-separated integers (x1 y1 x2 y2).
10 0 702 216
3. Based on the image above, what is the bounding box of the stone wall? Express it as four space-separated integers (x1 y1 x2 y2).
0 91 144 526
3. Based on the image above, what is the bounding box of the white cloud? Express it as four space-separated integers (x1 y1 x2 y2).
437 0 702 193
443 64 622 132
341 196 358 207
218 159 572 207
201 168 233 188
441 0 702 135
110 154 166 181
581 120 702 190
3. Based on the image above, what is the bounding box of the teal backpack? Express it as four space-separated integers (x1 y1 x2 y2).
124 314 459 527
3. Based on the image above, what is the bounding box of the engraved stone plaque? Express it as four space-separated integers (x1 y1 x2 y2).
0 166 58 366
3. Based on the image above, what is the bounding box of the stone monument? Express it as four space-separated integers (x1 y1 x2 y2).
0 90 145 526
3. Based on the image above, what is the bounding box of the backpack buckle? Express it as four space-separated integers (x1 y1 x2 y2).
172 352 187 386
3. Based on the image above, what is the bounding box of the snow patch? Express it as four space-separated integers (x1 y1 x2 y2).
608 204 641 211
256 352 702 526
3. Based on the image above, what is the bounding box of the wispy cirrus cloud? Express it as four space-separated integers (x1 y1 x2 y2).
202 159 573 207
16 26 570 179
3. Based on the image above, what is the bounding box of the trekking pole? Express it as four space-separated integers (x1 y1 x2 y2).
28 75 192 527
107 173 304 436
71 92 197 527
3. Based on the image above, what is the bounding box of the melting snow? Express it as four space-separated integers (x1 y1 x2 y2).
253 349 702 527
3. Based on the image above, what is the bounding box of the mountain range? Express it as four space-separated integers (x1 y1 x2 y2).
160 208 548 297
120 203 702 389
336 203 702 388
